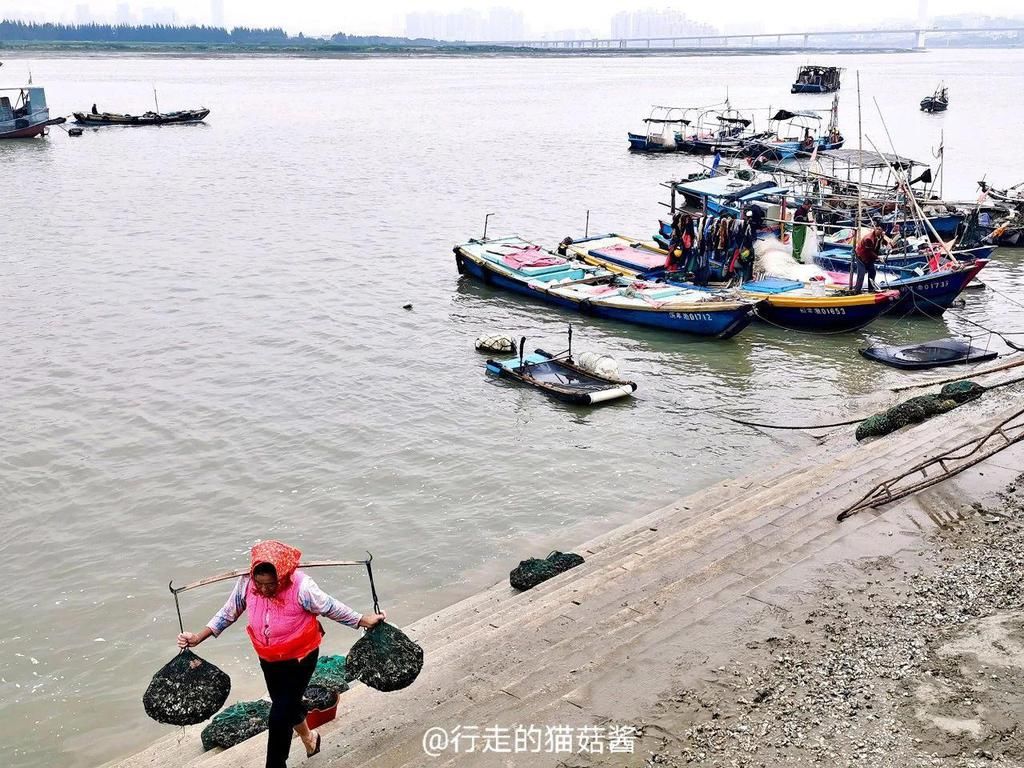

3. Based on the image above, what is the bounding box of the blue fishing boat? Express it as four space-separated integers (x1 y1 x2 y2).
628 106 688 153
813 250 988 317
814 242 993 272
454 236 756 339
566 234 901 334
791 65 843 94
743 100 843 160
670 169 788 217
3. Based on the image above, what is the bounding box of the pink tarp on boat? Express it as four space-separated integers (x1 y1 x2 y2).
500 246 567 270
593 244 666 271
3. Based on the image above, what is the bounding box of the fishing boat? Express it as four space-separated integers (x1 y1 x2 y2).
486 338 637 406
73 107 210 126
860 337 997 370
920 84 949 113
678 104 768 156
743 99 844 161
815 235 992 267
453 236 756 339
565 234 901 334
0 85 65 138
627 106 689 152
813 250 987 317
791 65 843 94
669 168 787 217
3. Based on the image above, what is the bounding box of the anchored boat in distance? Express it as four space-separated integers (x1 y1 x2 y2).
73 106 210 126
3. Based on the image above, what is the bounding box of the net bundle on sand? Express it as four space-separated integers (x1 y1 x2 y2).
142 650 231 726
509 551 585 591
856 382 986 441
200 700 271 751
346 623 424 692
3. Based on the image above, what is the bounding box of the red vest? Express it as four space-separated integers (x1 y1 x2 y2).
245 570 323 662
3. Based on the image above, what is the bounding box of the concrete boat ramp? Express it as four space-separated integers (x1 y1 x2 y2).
104 389 1024 768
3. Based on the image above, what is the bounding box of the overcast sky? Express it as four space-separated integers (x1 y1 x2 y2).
2 0 1022 37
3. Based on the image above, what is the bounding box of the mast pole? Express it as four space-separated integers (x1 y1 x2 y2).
851 71 862 290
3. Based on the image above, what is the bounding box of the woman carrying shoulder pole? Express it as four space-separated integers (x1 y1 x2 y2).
177 540 386 768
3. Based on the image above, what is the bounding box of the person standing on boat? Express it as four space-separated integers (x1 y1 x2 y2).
792 200 814 263
176 540 387 768
854 224 885 293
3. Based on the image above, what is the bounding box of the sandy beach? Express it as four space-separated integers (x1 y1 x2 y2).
101 380 1024 768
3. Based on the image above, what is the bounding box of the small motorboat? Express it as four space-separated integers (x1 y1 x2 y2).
860 337 997 370
73 107 210 126
486 336 637 406
920 84 948 113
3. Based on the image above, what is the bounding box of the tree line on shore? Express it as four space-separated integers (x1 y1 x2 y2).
0 20 449 47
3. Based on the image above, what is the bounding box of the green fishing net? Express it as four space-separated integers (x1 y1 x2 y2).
510 551 585 591
142 650 231 726
856 381 984 441
309 654 349 694
941 380 986 403
346 622 424 692
200 700 271 751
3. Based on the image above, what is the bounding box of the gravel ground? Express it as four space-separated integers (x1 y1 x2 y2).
629 475 1024 768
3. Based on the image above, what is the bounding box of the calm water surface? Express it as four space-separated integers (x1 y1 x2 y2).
2 50 1023 768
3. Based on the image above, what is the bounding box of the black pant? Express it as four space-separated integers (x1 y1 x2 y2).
260 648 319 768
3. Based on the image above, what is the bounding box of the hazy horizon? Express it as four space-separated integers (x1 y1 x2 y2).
0 0 1022 39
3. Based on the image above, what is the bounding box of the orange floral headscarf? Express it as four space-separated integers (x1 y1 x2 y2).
250 540 302 583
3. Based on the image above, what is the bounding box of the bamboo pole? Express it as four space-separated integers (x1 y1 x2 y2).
890 354 1024 393
851 71 862 290
170 559 370 594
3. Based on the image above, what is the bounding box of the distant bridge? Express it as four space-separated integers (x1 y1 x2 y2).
466 26 1024 51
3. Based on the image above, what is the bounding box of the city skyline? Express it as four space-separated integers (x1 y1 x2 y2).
1 1 1023 38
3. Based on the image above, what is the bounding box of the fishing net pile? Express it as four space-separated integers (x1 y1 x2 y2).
346 623 424 692
509 551 585 591
200 700 271 751
142 650 231 726
856 382 986 441
310 654 349 695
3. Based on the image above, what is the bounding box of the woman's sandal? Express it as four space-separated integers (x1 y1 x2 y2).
306 731 321 758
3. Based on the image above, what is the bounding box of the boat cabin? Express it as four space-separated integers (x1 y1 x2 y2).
0 87 46 122
0 86 53 138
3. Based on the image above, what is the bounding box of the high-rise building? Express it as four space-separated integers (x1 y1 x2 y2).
405 7 523 41
484 7 525 41
611 9 716 39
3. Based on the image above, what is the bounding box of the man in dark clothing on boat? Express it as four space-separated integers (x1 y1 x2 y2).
92 103 98 115
854 224 886 293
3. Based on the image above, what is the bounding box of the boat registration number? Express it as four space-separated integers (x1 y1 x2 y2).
798 307 847 316
669 312 715 321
